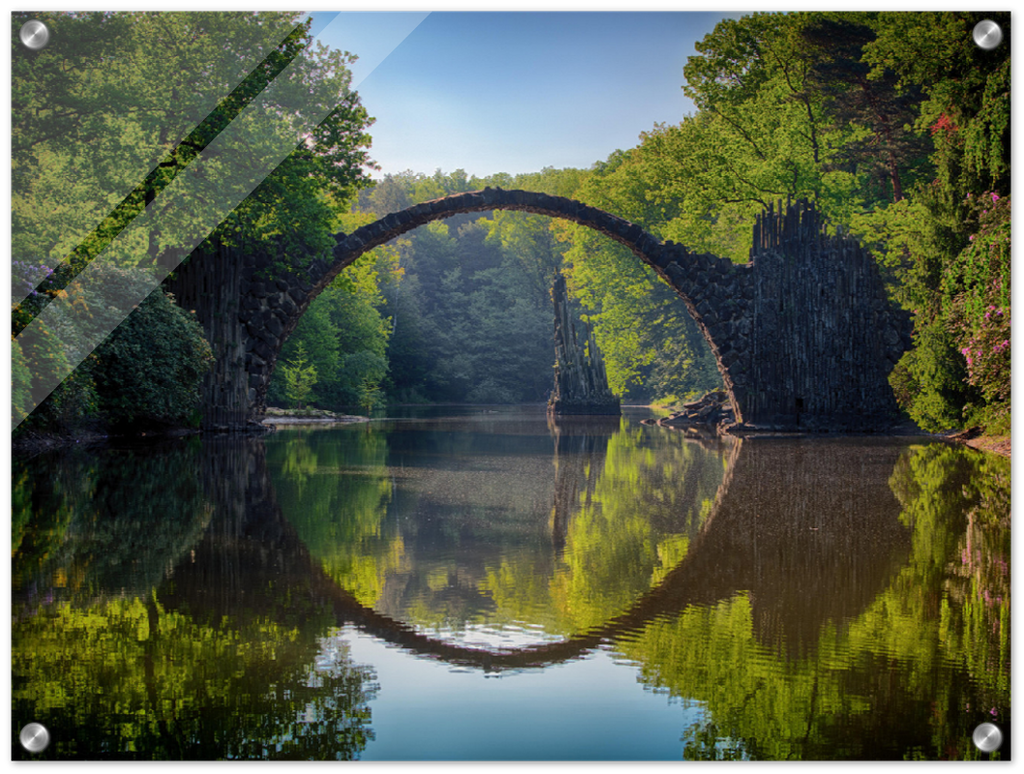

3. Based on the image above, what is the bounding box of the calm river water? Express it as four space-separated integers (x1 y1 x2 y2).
11 406 1011 760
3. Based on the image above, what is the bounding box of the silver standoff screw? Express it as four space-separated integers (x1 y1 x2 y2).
20 20 49 49
974 20 999 49
20 720 49 753
974 720 999 753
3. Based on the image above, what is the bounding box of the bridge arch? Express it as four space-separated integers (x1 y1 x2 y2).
169 190 909 431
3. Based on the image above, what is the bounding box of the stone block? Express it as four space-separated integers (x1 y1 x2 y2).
254 339 273 362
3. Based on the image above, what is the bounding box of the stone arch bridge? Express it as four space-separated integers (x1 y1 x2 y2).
169 189 911 431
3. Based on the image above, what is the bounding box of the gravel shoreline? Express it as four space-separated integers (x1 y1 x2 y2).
262 415 369 425
261 407 370 426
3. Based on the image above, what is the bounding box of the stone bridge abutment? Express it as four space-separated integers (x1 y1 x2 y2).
168 189 910 431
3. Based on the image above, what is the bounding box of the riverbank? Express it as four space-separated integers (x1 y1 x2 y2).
11 407 368 455
643 412 1012 459
262 406 370 426
13 405 1007 458
945 428 1011 458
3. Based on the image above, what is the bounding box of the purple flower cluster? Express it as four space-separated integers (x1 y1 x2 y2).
11 260 56 298
960 295 1011 402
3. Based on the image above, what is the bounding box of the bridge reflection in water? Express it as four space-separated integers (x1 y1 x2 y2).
159 428 911 672
11 413 1011 760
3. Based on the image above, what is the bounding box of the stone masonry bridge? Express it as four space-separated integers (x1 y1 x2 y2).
168 189 911 431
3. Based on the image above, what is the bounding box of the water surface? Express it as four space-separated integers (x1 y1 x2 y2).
11 407 1011 760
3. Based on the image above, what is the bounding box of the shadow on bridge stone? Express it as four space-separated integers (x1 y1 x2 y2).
158 434 912 671
168 190 911 434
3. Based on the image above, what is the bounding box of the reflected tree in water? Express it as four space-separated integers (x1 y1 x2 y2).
617 443 1010 761
12 439 380 760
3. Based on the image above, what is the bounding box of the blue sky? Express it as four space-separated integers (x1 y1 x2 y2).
313 11 734 179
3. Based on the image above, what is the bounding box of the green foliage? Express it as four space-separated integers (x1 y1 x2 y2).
888 322 974 432
11 12 375 290
278 302 338 405
280 343 318 410
847 12 1011 432
551 155 722 401
342 348 393 408
93 291 214 429
11 338 34 423
376 205 556 405
268 256 393 411
12 350 99 438
12 12 375 434
862 12 1011 196
18 367 100 435
10 302 97 431
856 188 1008 430
947 194 1010 425
357 378 385 415
16 280 212 433
483 210 565 298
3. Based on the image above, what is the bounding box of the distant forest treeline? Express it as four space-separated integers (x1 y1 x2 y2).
14 11 1010 433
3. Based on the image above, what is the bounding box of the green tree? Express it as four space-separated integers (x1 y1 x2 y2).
12 12 374 291
270 297 339 407
15 270 212 434
862 12 1010 197
799 14 930 205
852 11 1011 431
91 289 213 430
12 12 375 431
550 153 722 402
281 344 318 410
482 210 566 299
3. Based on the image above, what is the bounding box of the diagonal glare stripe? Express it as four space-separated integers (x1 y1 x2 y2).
12 12 339 321
13 12 428 429
9 10 307 309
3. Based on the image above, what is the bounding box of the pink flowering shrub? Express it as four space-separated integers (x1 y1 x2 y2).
959 293 1010 404
947 193 1010 426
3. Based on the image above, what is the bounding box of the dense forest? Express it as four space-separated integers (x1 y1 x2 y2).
12 11 1011 435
